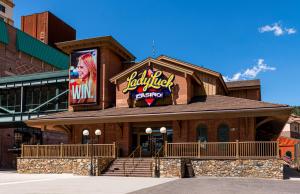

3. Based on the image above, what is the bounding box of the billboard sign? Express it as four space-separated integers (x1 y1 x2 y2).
69 49 98 105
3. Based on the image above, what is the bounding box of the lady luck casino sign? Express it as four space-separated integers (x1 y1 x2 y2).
123 69 175 106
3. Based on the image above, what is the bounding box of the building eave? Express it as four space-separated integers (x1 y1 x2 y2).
55 36 135 62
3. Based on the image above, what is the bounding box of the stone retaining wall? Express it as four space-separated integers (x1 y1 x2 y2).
17 158 113 176
159 158 283 179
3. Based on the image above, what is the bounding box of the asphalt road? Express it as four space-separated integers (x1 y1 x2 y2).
130 177 300 194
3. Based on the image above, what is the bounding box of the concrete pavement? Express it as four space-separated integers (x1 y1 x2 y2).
1 171 300 194
0 171 175 194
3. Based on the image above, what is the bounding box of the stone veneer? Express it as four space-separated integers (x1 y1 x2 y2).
17 158 113 176
159 158 283 179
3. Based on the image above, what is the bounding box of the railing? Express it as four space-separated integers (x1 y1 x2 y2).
295 143 300 170
154 146 164 177
21 143 116 158
165 141 279 159
123 145 141 176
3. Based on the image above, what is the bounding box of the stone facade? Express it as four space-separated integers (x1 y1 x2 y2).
17 158 113 176
159 158 283 179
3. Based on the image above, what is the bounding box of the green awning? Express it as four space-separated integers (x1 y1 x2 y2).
0 19 9 44
16 30 69 70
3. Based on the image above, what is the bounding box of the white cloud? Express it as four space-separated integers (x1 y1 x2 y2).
258 22 296 36
286 28 297 34
223 59 276 82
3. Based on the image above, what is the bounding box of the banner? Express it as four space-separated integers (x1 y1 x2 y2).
69 49 98 105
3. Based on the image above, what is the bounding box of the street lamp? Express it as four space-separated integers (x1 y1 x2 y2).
82 129 102 176
145 127 152 134
145 127 152 156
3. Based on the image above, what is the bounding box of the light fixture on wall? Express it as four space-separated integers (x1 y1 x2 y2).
230 128 238 132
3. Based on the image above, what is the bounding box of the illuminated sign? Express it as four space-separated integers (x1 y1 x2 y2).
69 49 98 105
123 69 175 106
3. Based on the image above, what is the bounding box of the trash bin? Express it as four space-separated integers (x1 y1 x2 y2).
185 163 195 178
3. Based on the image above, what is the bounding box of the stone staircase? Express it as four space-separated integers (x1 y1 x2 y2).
102 158 154 177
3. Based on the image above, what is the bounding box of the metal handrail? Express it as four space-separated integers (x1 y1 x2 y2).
123 145 141 176
154 146 164 177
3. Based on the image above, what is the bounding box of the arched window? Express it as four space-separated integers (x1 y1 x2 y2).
81 129 90 144
196 124 208 142
217 124 230 142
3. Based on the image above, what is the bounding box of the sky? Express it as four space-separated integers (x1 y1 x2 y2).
13 0 300 106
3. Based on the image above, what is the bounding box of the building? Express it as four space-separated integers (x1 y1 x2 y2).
278 136 300 160
281 114 300 139
0 0 14 26
17 36 292 179
0 13 70 168
21 11 76 48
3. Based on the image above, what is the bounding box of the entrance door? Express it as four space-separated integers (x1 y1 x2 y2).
131 125 173 157
139 133 164 157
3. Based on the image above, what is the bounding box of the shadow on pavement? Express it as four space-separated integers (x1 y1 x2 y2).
283 165 300 179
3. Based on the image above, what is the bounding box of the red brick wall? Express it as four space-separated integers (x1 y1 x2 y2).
0 24 57 77
172 118 256 143
42 131 68 144
0 128 15 169
21 12 76 47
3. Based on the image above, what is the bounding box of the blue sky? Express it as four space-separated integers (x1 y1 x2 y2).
13 0 299 105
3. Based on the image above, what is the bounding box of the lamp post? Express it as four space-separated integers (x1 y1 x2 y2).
145 127 152 156
82 129 102 176
160 127 167 157
160 127 167 141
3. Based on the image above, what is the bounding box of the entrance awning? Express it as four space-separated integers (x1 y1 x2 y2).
26 95 292 128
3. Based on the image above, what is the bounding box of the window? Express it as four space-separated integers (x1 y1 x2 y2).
217 124 230 142
0 4 5 13
0 89 21 112
196 124 208 142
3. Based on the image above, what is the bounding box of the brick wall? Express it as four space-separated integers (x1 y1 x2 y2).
0 128 15 169
0 24 57 77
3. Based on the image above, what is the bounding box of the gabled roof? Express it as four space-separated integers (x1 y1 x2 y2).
157 55 220 76
288 114 300 124
56 36 135 62
157 55 229 94
110 57 198 83
278 136 300 146
226 79 260 89
26 95 291 126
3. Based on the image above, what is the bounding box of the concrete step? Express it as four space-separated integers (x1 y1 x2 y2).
102 174 152 177
102 158 154 177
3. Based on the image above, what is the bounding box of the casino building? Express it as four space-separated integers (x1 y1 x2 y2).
19 36 292 178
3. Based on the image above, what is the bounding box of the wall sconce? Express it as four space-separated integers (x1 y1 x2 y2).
230 128 238 132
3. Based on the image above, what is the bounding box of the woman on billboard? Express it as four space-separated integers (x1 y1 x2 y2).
69 49 97 105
